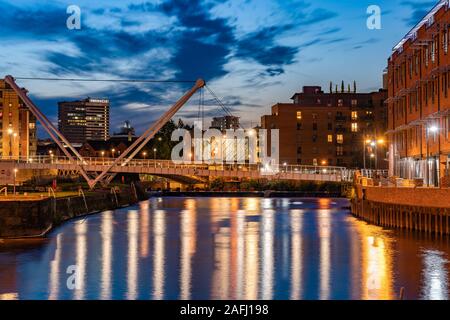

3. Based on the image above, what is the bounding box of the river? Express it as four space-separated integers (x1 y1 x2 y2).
0 197 449 300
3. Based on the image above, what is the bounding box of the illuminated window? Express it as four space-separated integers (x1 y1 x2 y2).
351 99 357 106
351 123 358 132
296 111 302 120
351 111 358 120
327 135 333 143
337 134 344 144
338 99 344 107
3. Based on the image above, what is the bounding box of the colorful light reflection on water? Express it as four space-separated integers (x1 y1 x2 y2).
0 197 449 300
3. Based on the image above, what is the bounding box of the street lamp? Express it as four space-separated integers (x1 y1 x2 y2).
143 151 147 160
153 148 157 168
111 148 116 158
426 125 439 187
13 168 18 196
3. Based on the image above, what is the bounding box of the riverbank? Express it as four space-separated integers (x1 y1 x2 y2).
0 187 145 239
351 185 450 236
150 190 344 198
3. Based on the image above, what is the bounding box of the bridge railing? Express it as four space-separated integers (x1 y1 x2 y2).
2 155 348 178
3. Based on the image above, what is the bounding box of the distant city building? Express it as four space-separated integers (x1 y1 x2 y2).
0 79 37 159
112 120 136 142
387 0 450 186
261 84 387 168
58 98 110 145
210 116 240 131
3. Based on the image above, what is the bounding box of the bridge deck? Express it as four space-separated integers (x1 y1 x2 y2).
0 156 352 182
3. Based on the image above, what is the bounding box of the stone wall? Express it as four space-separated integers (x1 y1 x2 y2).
356 185 450 208
0 189 140 238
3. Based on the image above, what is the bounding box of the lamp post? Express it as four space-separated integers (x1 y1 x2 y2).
101 151 105 165
13 168 18 196
426 125 439 187
153 148 157 168
111 148 116 158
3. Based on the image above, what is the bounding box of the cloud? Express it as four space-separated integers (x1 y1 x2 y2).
236 25 298 75
401 1 437 26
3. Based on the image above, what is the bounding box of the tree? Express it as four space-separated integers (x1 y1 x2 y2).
341 80 344 93
329 81 333 94
353 80 357 93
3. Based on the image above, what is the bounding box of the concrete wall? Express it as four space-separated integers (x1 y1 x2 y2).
0 189 139 238
357 185 450 208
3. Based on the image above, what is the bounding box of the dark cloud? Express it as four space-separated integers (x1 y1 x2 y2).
401 1 437 26
236 25 298 75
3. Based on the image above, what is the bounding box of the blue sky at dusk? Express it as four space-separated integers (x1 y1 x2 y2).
0 0 439 134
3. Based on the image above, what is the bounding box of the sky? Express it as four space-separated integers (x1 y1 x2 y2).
0 0 440 136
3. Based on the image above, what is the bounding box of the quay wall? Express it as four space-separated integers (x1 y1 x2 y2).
351 186 450 236
0 189 142 238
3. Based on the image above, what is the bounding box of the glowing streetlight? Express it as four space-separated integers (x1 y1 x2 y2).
426 125 439 187
13 168 18 196
153 148 157 168
142 151 147 160
111 148 116 158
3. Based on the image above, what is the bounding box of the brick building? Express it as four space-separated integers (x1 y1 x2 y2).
387 0 450 186
0 79 37 159
261 85 387 168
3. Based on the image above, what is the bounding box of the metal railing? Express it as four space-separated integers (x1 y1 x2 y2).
1 155 347 178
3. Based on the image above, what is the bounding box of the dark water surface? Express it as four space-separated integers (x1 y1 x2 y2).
0 197 449 300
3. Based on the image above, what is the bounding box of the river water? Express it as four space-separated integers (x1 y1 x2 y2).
0 197 449 300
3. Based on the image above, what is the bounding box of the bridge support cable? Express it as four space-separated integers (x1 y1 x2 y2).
89 79 206 188
4 75 93 185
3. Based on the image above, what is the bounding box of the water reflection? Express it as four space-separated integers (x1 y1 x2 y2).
421 250 449 300
290 210 303 300
180 199 197 300
101 211 113 300
0 198 449 300
74 221 87 300
152 210 166 300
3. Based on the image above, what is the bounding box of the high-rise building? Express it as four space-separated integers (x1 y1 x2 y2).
0 79 37 159
387 0 450 186
58 98 110 145
210 116 240 131
261 85 387 168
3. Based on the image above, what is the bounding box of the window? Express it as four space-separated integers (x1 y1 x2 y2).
351 123 358 132
431 38 436 63
351 111 358 120
313 123 318 130
327 135 333 143
443 30 448 54
296 111 302 120
338 99 344 107
351 99 357 107
297 147 302 154
328 123 332 130
312 113 318 120
336 146 344 156
297 123 302 130
337 134 344 144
